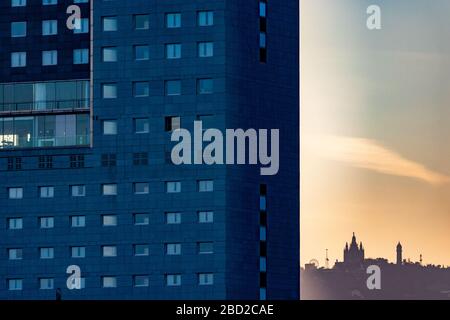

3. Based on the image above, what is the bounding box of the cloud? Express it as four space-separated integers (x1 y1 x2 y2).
307 135 450 186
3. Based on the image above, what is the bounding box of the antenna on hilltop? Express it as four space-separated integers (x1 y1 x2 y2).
420 254 423 265
325 249 330 269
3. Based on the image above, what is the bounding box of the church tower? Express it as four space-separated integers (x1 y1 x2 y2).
396 242 402 265
343 233 365 265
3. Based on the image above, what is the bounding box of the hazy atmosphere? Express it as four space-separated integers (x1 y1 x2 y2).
301 0 450 267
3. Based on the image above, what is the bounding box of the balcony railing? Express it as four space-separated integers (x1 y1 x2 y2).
0 99 90 114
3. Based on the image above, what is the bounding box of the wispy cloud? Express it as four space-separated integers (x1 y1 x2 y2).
307 135 450 186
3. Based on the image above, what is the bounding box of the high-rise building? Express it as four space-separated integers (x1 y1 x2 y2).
0 0 299 300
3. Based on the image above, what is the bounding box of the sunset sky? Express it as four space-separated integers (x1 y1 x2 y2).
301 0 450 267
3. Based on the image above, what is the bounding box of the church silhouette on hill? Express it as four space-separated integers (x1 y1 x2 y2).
301 233 450 300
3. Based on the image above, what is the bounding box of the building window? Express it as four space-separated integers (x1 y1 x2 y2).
198 180 214 192
198 273 214 286
39 186 54 198
260 288 267 300
198 42 214 58
71 216 86 228
260 31 267 49
165 212 181 225
38 155 53 169
166 274 181 286
165 116 180 132
198 211 214 223
166 13 181 28
42 50 58 66
102 184 118 196
134 244 149 256
71 185 86 197
166 181 181 193
198 242 214 254
102 215 117 226
42 20 57 36
134 118 149 134
198 11 214 27
8 218 23 230
197 79 214 94
102 276 117 288
102 83 117 99
40 247 54 259
11 52 26 67
260 257 267 272
102 245 117 257
260 226 267 241
39 216 54 229
11 21 26 37
102 47 117 62
134 14 149 30
165 243 181 255
73 18 89 34
103 120 117 135
71 246 86 258
43 0 57 5
8 279 23 291
165 80 181 96
101 154 116 167
260 195 267 211
102 16 117 31
133 82 149 97
73 48 89 64
7 157 22 171
134 182 149 195
134 45 149 61
8 187 23 199
133 275 149 287
12 0 27 7
38 156 53 169
70 155 85 168
133 152 148 166
134 213 149 225
260 1 267 18
165 43 181 59
8 248 23 260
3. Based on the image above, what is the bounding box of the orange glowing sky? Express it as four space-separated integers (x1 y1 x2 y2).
301 0 450 267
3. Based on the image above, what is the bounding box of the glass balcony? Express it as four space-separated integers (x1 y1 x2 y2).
0 80 90 114
0 114 90 150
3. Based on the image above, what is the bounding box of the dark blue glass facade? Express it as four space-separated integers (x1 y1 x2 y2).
0 0 299 300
